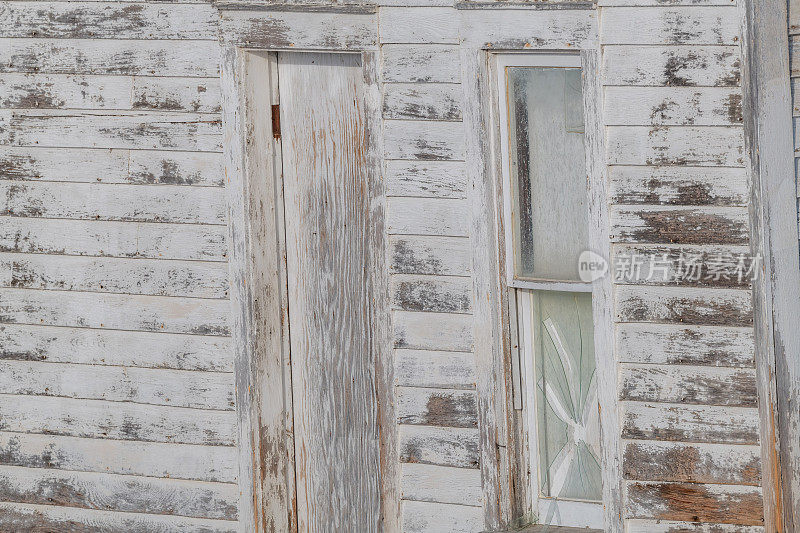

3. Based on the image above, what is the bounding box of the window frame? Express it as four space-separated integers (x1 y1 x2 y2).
495 53 592 294
494 52 603 529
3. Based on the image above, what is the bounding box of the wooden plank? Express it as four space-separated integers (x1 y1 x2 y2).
381 44 461 83
387 197 469 236
0 73 131 110
393 310 473 352
383 83 462 121
601 7 740 45
611 244 752 288
602 45 741 86
0 217 228 261
0 394 236 445
604 86 742 125
400 463 482 506
0 147 224 187
397 387 478 428
389 235 471 276
399 425 480 469
379 7 458 44
459 8 597 49
627 520 764 532
0 465 237 520
0 252 228 298
623 440 761 485
600 0 739 5
608 165 748 206
0 2 217 39
625 481 763 525
0 181 225 224
401 500 483 533
221 9 376 49
0 38 220 77
0 502 237 533
0 288 230 335
0 323 233 372
606 126 745 166
384 119 466 161
611 206 749 245
621 402 761 444
789 36 800 76
0 110 222 152
395 349 476 389
386 160 467 199
0 360 234 410
390 274 472 314
132 77 221 114
616 285 753 326
0 431 237 483
620 364 757 406
616 323 755 367
278 51 381 531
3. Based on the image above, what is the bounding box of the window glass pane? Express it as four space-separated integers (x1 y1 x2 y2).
523 289 601 501
506 66 588 281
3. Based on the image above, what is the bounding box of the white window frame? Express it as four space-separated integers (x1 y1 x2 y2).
494 52 603 529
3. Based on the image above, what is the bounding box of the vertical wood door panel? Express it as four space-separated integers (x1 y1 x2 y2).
277 52 381 532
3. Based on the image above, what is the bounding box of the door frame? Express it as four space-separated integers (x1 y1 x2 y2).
218 8 397 532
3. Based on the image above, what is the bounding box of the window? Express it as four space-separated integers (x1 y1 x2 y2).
496 53 603 529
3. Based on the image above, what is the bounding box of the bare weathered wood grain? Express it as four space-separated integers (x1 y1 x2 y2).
616 323 755 367
621 402 761 444
0 2 217 39
384 119 466 161
605 86 743 125
389 235 471 276
380 7 458 44
616 285 753 326
397 387 478 428
381 44 461 83
611 206 749 245
0 394 236 445
609 165 748 206
602 45 741 86
401 500 483 533
0 73 130 110
0 464 237 520
0 147 224 187
395 349 477 389
0 502 238 533
0 288 230 335
0 252 227 298
393 310 473 352
601 6 740 45
623 440 761 485
383 83 462 121
620 364 757 406
606 126 745 166
0 38 220 77
0 360 234 410
387 197 470 236
0 110 222 152
0 431 237 483
399 425 480 469
400 463 482 507
132 77 221 113
626 520 763 532
0 323 232 371
390 274 472 314
0 217 227 261
386 160 467 199
625 481 763 525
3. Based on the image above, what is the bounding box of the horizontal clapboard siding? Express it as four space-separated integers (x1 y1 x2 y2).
0 2 237 530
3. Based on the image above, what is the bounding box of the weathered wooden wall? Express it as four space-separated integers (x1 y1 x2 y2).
0 1 239 530
599 0 764 530
0 0 777 531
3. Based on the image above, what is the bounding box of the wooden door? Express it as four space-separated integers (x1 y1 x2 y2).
277 52 381 532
